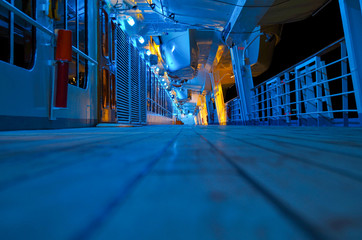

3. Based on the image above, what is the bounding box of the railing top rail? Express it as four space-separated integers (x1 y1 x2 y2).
252 37 345 90
225 97 238 105
0 0 98 65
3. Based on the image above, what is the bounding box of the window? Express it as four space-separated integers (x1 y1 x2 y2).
146 71 173 117
55 0 88 89
111 21 115 61
0 0 36 69
101 9 108 57
102 68 109 108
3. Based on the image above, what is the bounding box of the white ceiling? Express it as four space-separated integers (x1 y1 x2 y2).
119 0 330 114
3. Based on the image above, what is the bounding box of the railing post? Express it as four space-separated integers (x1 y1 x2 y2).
265 85 271 126
305 64 317 123
285 73 291 124
261 84 265 125
253 88 258 125
276 77 281 125
256 88 260 125
296 70 302 126
316 57 323 127
341 41 349 127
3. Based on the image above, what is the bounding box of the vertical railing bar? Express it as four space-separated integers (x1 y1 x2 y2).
9 0 14 64
341 41 349 127
261 85 265 124
316 57 322 126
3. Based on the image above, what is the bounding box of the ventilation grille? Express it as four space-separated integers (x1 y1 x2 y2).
140 59 147 123
115 27 130 123
115 27 148 125
130 45 140 123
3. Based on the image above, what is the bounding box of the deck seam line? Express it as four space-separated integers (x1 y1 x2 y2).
226 133 362 182
0 134 142 160
71 128 183 240
205 127 362 157
254 133 362 158
192 127 329 240
0 132 170 192
206 128 362 182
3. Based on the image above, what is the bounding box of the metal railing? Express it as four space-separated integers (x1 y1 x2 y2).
147 98 173 118
245 38 359 126
226 98 242 124
0 0 97 65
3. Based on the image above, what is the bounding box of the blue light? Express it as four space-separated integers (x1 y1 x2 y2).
127 16 135 26
138 36 145 44
146 50 151 56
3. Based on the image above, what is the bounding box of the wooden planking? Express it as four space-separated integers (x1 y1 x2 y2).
92 128 310 240
94 175 309 240
0 126 362 239
0 127 181 240
194 126 362 239
205 126 362 180
0 132 170 191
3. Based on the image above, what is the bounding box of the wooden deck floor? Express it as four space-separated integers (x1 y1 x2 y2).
0 126 362 240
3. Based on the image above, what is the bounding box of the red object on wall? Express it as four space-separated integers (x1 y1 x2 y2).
55 30 72 61
55 62 69 108
55 30 72 108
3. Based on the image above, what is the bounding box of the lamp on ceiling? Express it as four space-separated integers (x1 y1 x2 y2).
138 36 145 44
127 16 135 26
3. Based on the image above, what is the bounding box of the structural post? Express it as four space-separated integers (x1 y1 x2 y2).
339 0 362 125
230 43 254 125
341 42 349 126
205 92 216 125
209 72 222 125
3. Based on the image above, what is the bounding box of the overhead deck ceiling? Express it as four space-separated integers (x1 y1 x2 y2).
117 0 329 114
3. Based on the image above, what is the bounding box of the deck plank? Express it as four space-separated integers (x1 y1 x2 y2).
92 128 309 240
0 127 181 240
195 127 362 239
0 126 361 240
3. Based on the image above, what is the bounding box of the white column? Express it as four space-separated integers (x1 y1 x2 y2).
339 0 362 123
230 44 254 124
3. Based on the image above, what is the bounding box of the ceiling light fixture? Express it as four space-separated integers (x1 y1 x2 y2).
138 36 145 44
127 16 135 26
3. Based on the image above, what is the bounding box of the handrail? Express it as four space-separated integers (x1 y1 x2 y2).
147 98 173 115
72 47 98 65
225 97 238 105
0 0 98 65
228 38 359 126
252 38 345 89
0 0 53 36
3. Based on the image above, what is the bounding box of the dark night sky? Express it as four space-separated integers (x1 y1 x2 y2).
253 0 344 85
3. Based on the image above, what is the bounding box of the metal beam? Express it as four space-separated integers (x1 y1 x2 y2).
222 0 273 46
339 0 362 124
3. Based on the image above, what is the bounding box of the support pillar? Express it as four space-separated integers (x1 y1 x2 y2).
209 72 226 125
230 43 255 125
339 0 362 124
